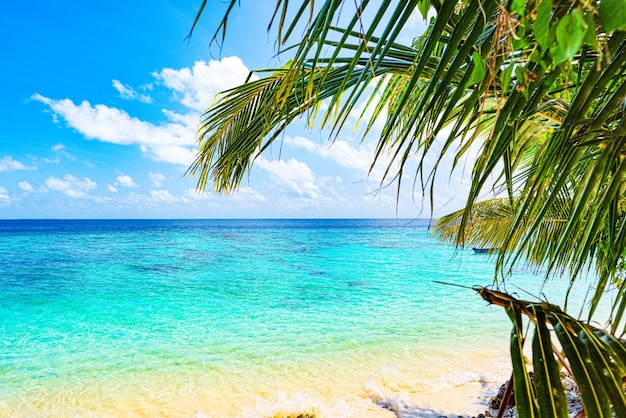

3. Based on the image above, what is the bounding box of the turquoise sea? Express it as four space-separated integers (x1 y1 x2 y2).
0 219 592 417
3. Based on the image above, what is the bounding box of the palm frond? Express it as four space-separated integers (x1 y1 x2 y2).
480 288 626 417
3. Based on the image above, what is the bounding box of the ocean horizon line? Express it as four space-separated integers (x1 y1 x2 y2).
0 216 433 220
0 217 435 223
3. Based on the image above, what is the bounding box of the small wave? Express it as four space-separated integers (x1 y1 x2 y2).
362 364 510 417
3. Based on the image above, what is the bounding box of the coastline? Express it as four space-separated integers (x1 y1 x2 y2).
0 359 510 417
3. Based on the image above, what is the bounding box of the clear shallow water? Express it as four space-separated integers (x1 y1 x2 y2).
0 219 590 417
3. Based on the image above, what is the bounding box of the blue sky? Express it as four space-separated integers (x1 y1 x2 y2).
1 1 477 219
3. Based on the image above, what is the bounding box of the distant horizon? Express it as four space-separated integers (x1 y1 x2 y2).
0 217 433 221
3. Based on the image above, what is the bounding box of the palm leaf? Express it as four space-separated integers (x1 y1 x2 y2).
531 306 568 418
480 288 626 417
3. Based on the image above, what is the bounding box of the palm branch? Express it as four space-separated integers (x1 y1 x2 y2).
479 287 626 417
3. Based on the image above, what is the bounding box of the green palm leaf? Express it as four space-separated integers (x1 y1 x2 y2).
531 307 568 418
481 288 626 417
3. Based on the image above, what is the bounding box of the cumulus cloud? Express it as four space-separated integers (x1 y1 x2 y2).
149 172 165 188
44 175 97 198
150 145 198 166
150 189 180 203
112 79 152 103
115 175 138 188
256 157 320 200
230 186 267 203
283 136 388 178
33 57 253 167
18 181 34 192
0 156 37 173
154 57 256 112
184 188 210 201
185 186 266 206
32 93 196 165
0 186 10 205
182 188 222 209
32 93 193 147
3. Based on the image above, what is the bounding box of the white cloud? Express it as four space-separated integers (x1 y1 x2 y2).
0 156 37 173
0 186 10 205
18 181 34 192
44 175 97 198
283 136 384 177
399 8 429 46
184 188 210 200
43 143 75 164
32 57 256 168
149 172 165 188
184 186 266 207
115 175 138 188
32 93 197 165
280 132 477 216
231 186 267 203
182 188 222 209
154 57 256 112
150 145 198 166
108 185 118 193
32 93 193 146
112 79 132 97
150 189 179 203
256 157 320 200
112 79 152 103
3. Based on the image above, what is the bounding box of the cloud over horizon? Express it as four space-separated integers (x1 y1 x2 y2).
154 57 255 112
32 57 254 167
44 175 97 199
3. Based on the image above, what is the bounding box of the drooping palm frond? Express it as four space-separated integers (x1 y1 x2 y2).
432 192 573 276
433 198 517 247
187 24 477 193
480 287 626 417
433 183 626 327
